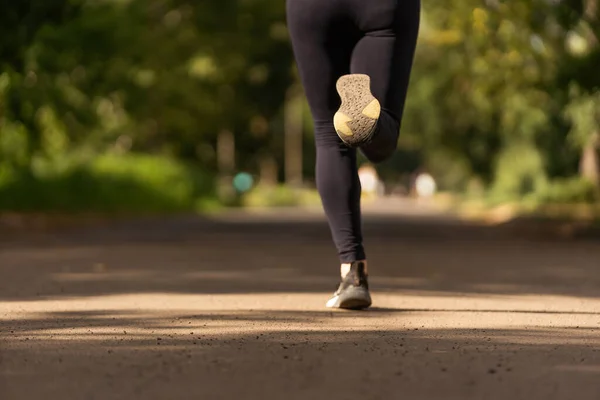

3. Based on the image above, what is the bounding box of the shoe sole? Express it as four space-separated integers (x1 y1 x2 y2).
333 74 381 147
326 286 372 310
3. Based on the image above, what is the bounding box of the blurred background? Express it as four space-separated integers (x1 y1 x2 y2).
0 0 599 220
2 4 600 397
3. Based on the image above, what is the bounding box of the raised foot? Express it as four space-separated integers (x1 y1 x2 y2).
333 74 381 147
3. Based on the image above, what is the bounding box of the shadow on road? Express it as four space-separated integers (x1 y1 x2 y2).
1 212 600 301
2 308 600 399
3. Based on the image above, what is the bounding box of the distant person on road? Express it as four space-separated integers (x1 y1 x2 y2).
286 0 421 309
415 171 437 199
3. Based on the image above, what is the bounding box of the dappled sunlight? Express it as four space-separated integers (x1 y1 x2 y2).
3 290 600 332
3 304 600 346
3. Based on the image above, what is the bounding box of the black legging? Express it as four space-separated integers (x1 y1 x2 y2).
286 0 420 263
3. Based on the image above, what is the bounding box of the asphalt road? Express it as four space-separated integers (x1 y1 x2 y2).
1 204 599 399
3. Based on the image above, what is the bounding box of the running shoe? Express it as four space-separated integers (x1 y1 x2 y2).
326 261 372 310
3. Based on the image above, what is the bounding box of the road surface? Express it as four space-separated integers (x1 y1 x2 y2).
1 204 599 399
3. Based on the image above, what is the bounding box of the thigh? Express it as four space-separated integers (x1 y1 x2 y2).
350 0 421 120
286 0 359 123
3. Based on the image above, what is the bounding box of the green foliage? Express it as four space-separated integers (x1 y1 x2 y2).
0 153 216 212
563 85 600 149
536 177 599 204
1 0 293 170
1 0 599 213
398 0 600 206
402 1 557 185
424 149 472 192
491 144 548 202
242 185 320 208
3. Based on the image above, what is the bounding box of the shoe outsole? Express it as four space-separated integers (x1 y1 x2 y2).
333 74 381 147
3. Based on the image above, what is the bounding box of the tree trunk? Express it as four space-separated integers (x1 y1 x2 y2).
284 85 304 188
580 135 599 185
259 154 278 187
217 129 235 200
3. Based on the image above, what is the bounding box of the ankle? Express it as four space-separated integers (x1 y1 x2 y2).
341 260 367 278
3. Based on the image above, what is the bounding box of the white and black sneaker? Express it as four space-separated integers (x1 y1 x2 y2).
326 261 372 310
